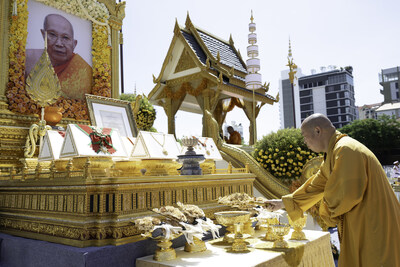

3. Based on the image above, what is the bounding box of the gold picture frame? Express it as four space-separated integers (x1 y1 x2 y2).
85 94 138 137
1 0 125 121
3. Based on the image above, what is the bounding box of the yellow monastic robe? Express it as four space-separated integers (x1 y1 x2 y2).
54 53 92 100
282 131 400 267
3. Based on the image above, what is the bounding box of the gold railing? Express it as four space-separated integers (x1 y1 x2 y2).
211 162 250 174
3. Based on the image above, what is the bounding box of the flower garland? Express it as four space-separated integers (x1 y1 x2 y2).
36 0 109 21
164 79 208 100
6 0 111 120
91 22 112 98
7 0 31 114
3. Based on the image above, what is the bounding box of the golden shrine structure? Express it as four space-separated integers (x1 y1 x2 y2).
0 0 290 251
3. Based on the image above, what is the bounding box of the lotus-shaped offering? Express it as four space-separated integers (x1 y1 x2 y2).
288 213 307 240
271 224 290 248
214 211 251 252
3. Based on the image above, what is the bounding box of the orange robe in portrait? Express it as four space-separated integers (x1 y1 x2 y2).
53 53 92 100
282 131 400 267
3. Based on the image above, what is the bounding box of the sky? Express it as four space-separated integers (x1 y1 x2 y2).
122 0 400 142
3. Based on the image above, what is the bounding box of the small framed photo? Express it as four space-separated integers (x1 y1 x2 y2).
85 94 138 137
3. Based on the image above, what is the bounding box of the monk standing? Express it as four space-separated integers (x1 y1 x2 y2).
266 113 400 267
26 14 92 100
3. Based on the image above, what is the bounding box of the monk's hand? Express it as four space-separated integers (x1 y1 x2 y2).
264 199 284 211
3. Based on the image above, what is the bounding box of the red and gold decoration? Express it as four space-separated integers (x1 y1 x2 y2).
164 79 208 100
76 125 116 155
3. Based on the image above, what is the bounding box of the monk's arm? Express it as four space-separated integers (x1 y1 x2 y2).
282 169 326 221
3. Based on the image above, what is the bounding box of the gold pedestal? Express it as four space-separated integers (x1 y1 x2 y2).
142 159 180 176
72 156 113 176
262 218 279 241
272 224 290 248
154 238 177 261
184 237 207 253
215 211 251 253
113 159 141 176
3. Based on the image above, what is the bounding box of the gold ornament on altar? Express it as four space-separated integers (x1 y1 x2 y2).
24 32 62 158
288 213 308 240
134 216 181 261
26 32 61 107
271 224 290 248
214 211 251 253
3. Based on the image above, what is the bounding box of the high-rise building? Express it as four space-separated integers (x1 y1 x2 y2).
278 68 303 128
379 66 400 103
279 67 357 129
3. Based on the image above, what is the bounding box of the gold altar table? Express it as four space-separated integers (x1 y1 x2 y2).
136 229 335 267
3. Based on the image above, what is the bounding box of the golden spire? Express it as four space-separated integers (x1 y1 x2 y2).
286 38 297 85
251 10 254 23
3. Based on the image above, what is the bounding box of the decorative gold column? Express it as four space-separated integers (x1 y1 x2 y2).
162 96 184 136
107 2 125 99
200 88 214 137
0 0 10 97
243 100 265 145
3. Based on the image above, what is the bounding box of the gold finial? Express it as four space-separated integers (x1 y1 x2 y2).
286 38 297 84
251 10 254 23
217 51 221 62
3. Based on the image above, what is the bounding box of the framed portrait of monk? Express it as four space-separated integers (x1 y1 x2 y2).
3 0 124 121
86 94 138 138
26 0 93 100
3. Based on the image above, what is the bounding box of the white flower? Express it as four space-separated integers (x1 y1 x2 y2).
195 218 222 239
153 224 182 240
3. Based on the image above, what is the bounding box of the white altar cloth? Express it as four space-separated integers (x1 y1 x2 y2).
136 229 334 267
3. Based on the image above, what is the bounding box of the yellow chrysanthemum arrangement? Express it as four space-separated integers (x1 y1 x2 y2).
253 128 319 184
92 23 111 98
120 94 156 131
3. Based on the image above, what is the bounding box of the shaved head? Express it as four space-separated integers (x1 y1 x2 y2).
41 14 77 67
43 14 74 37
302 113 335 132
301 113 336 153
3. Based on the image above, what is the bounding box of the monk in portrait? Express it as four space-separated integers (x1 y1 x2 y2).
25 14 92 100
265 113 400 267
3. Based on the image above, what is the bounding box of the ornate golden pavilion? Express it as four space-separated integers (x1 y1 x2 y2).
148 14 279 145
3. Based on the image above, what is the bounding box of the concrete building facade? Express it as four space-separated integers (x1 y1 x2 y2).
280 67 357 129
379 66 400 103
